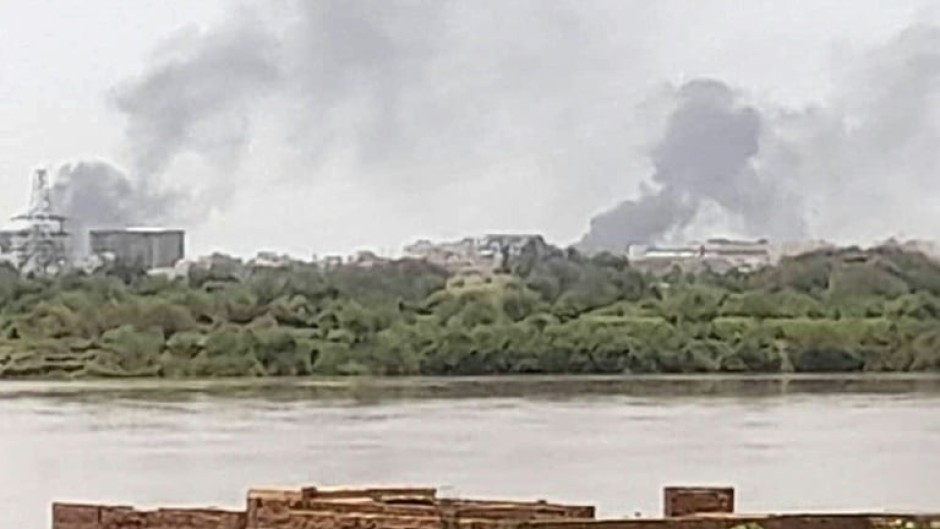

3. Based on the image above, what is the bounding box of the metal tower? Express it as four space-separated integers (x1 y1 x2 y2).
9 167 71 276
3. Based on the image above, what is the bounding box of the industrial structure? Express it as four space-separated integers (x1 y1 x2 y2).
0 167 186 275
0 168 72 276
624 238 844 273
90 228 185 270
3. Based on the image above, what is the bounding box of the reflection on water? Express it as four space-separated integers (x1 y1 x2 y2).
1 375 939 528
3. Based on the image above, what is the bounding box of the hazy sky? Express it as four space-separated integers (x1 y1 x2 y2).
1 1 938 258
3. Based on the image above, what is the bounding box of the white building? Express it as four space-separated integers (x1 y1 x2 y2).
403 234 543 272
628 238 773 273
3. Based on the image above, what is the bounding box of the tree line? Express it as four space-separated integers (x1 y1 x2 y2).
1 242 940 378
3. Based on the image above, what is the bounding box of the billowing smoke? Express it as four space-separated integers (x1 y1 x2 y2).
52 161 178 256
112 13 280 183
580 80 805 251
580 187 698 251
57 1 655 235
786 24 940 239
51 9 281 246
51 2 940 254
581 22 940 252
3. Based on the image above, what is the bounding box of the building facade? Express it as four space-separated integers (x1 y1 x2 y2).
90 228 185 270
626 238 774 274
403 234 543 273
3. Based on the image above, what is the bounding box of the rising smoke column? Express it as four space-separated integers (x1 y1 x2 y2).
61 1 647 232
53 2 940 251
52 9 281 238
112 13 281 182
579 79 806 252
581 23 940 251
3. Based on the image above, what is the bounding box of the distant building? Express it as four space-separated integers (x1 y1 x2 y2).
627 245 701 260
627 238 773 274
878 238 940 261
146 259 193 280
700 238 772 269
403 237 485 271
403 234 544 273
318 255 345 269
90 228 185 270
250 251 293 269
770 239 836 261
348 250 388 268
478 234 543 259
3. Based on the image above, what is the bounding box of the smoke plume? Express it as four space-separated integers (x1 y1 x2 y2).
785 23 940 239
112 13 280 181
56 0 655 236
580 22 940 252
579 80 805 251
51 10 281 237
50 2 940 254
52 161 179 256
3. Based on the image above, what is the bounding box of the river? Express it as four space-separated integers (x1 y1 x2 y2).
2 375 939 528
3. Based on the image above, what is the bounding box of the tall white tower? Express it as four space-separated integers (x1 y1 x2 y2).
9 167 71 276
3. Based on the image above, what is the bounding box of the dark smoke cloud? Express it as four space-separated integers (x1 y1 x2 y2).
52 9 281 237
53 161 165 226
54 2 940 253
581 21 940 252
580 79 805 252
61 0 649 233
580 189 698 251
52 161 179 256
112 13 281 179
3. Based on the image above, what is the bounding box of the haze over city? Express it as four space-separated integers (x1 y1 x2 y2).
1 0 939 259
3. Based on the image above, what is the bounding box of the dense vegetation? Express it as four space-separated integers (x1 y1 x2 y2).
2 243 940 378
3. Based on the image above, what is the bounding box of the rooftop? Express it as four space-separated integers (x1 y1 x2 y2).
90 227 184 234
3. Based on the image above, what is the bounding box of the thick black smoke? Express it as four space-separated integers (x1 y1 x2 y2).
579 79 805 251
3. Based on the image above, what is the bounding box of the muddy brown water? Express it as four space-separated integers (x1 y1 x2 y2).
1 375 939 528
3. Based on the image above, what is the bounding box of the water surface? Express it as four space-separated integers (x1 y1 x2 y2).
2 375 939 528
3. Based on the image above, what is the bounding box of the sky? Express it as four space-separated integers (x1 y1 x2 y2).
0 0 938 258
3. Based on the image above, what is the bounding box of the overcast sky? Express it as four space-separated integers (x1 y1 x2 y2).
1 1 938 258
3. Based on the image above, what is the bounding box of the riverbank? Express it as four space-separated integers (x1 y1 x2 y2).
2 313 939 379
2 244 940 379
3 373 940 402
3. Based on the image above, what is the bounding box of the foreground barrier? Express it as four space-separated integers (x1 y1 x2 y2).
51 485 940 529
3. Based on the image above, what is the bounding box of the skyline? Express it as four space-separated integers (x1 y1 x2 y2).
2 1 939 259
